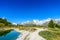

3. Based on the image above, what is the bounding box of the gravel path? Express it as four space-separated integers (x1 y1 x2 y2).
16 30 30 40
16 28 46 40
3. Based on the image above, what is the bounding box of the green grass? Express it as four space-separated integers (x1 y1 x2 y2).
39 31 55 40
39 28 60 40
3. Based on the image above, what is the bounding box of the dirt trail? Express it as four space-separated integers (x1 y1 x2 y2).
16 28 46 40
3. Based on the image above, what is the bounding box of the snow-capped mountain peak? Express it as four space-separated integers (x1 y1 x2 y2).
12 23 17 25
20 18 51 25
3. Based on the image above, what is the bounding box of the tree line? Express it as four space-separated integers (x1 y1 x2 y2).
0 17 60 28
48 20 60 28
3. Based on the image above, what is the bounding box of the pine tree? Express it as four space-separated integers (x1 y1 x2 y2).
55 24 60 28
48 20 55 28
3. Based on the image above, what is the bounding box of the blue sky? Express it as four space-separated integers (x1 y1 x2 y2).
0 0 60 23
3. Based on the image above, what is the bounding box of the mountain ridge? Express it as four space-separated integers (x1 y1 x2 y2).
13 18 60 26
20 18 51 26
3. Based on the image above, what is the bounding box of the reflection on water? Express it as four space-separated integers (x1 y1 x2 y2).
0 30 20 40
0 30 12 36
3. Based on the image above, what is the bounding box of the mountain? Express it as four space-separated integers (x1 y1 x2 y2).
20 18 51 26
12 23 17 25
55 19 60 25
20 18 60 26
0 18 12 26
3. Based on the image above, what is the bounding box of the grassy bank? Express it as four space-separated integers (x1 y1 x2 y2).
0 29 13 36
39 28 60 40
